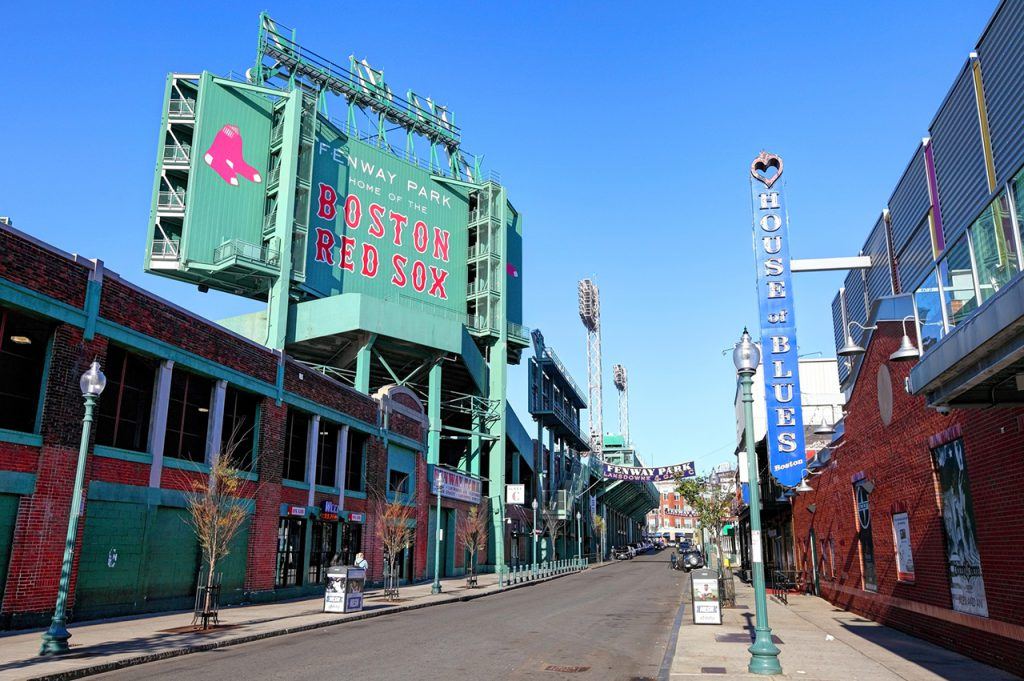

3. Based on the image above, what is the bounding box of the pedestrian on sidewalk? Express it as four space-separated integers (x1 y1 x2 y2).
669 551 678 570
355 552 368 570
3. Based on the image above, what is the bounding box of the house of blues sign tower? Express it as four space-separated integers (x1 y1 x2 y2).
750 152 805 489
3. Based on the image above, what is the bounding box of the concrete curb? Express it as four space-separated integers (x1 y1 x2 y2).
27 567 596 681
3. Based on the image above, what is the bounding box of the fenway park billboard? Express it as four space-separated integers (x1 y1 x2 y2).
302 118 469 315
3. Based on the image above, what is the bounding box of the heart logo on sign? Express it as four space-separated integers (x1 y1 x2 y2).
750 151 784 188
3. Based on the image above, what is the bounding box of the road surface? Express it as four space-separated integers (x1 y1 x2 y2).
97 551 686 681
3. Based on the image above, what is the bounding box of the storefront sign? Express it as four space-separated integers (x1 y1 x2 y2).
892 512 915 582
601 461 695 482
932 437 988 617
288 505 307 517
347 512 365 523
321 500 340 522
506 483 525 505
750 151 805 488
430 466 482 504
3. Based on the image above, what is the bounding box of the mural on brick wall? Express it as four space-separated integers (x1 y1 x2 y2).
931 436 988 617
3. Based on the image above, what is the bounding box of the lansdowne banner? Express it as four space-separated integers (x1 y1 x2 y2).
601 462 695 482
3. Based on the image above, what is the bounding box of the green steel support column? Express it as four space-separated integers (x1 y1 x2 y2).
40 392 98 655
485 184 510 575
547 429 555 499
355 342 373 394
427 362 442 466
266 90 303 351
469 427 481 477
741 369 783 675
535 421 544 502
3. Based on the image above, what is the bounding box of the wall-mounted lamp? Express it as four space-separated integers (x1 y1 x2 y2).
838 321 877 357
889 315 921 362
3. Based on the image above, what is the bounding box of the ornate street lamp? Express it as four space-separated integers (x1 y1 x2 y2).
431 470 443 595
733 330 783 676
531 498 539 570
40 361 106 656
576 510 582 567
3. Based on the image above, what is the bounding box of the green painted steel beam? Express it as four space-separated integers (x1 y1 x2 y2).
289 294 463 354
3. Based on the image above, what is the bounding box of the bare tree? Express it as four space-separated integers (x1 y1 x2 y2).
371 482 415 600
455 500 489 583
185 431 256 629
541 511 566 561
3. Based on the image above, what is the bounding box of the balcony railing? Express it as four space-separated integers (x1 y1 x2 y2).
468 242 500 259
162 144 191 164
151 238 180 260
157 191 186 211
168 98 196 117
508 321 530 344
213 239 280 268
543 347 587 405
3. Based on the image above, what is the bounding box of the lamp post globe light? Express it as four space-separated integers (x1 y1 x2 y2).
431 470 443 595
40 361 106 656
531 498 539 570
733 330 783 675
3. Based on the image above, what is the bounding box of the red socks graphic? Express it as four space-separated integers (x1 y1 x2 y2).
204 125 262 186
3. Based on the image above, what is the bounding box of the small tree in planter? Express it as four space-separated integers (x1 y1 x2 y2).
592 514 607 561
676 473 736 605
185 434 256 629
372 485 415 601
455 500 489 587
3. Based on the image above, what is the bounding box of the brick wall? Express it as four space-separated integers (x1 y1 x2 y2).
0 226 427 623
791 321 1024 676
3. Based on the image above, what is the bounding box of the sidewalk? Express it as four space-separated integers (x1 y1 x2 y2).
667 581 1018 680
0 564 603 681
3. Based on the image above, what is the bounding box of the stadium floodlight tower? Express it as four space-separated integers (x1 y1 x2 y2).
578 279 603 460
612 364 629 446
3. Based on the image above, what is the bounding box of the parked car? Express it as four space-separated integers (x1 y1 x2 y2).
678 548 704 572
612 545 633 560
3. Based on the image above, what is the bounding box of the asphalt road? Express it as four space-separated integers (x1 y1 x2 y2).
97 552 686 681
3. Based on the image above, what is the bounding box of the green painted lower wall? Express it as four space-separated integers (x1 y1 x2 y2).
0 494 18 604
74 499 250 621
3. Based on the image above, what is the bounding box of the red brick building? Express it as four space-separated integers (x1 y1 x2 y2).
0 224 484 628
790 318 1024 676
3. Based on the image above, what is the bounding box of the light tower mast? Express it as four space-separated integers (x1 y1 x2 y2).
613 364 629 446
578 279 602 460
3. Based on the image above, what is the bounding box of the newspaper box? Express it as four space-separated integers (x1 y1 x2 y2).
324 566 366 613
690 568 722 625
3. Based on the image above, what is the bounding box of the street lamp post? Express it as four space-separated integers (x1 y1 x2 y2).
734 329 783 676
575 510 582 567
531 498 539 569
431 470 443 595
40 361 106 656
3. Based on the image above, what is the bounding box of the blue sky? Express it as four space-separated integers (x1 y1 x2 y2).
1 1 996 471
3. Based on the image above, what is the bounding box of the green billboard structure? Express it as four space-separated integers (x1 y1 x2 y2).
145 14 530 572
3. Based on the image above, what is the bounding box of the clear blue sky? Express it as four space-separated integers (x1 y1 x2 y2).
1 1 996 472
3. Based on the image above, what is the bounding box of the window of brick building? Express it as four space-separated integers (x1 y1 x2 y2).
276 517 306 587
283 410 310 482
96 344 156 452
164 368 213 463
308 520 338 584
345 430 367 492
389 470 410 496
315 422 339 488
222 386 259 470
0 307 51 433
